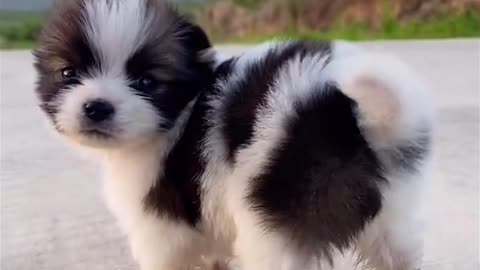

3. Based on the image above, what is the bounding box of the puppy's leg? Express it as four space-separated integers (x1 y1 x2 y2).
127 217 212 270
355 176 425 270
232 205 312 270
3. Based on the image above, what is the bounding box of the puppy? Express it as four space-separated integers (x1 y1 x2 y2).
34 0 221 269
34 0 433 269
199 42 433 270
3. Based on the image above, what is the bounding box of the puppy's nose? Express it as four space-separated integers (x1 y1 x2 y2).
83 99 115 122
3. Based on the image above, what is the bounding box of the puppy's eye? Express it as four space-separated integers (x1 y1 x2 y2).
132 75 158 91
139 76 153 88
61 67 77 80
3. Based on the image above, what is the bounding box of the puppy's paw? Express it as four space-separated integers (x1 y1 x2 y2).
190 255 232 270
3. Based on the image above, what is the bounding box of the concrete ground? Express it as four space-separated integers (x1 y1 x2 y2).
1 40 479 270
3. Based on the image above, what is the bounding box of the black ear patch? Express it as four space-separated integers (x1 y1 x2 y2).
181 23 212 54
122 13 215 130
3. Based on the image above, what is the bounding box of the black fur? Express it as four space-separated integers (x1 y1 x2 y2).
35 2 431 262
35 0 215 226
139 22 215 224
144 78 214 226
141 17 214 224
247 84 385 260
221 41 332 162
124 14 213 130
214 58 236 82
33 0 100 118
34 0 214 132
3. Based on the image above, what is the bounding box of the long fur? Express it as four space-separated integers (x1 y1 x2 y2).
34 1 433 270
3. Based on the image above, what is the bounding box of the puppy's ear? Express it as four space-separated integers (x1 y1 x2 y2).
181 22 212 53
176 19 216 67
174 17 216 80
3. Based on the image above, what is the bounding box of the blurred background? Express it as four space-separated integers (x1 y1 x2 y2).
0 0 479 49
1 1 479 270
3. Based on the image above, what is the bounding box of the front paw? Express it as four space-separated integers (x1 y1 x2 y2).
190 255 233 270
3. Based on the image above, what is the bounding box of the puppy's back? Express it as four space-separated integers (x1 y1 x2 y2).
208 40 432 264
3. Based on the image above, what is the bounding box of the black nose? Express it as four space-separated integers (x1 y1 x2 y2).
83 99 115 122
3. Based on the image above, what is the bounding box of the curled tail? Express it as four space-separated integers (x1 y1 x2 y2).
330 46 434 170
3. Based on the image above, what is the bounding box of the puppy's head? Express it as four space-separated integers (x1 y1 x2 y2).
34 0 213 149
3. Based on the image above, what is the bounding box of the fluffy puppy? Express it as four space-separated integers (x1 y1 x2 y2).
34 0 221 269
200 42 433 270
34 1 433 270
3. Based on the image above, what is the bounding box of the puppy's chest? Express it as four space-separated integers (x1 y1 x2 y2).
200 168 235 226
103 152 161 230
104 163 234 262
160 157 235 242
104 148 233 236
159 158 236 247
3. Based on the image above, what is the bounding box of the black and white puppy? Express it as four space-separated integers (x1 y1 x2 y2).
34 0 433 270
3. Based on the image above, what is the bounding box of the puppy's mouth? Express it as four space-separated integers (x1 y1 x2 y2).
80 127 116 140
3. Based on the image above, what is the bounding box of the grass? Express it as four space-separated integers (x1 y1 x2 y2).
0 39 36 49
0 9 478 49
0 11 44 49
220 9 480 44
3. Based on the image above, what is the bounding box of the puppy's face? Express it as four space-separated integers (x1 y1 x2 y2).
34 0 212 149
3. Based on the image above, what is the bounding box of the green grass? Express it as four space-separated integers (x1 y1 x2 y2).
0 38 36 49
0 9 478 49
216 10 480 44
0 11 44 49
232 0 261 9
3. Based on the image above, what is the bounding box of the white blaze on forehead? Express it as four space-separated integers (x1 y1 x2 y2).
83 0 155 75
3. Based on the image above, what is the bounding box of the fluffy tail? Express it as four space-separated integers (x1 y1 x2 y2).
329 45 434 169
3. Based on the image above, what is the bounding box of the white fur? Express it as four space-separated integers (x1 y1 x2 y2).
215 42 431 270
52 2 212 269
198 42 308 255
355 169 428 269
103 140 212 270
226 52 332 270
84 0 154 74
200 48 230 69
53 1 167 149
325 51 433 150
234 41 286 71
326 47 433 270
52 0 172 146
53 37 432 270
55 78 162 148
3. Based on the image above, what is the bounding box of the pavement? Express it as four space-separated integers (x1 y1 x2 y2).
1 39 479 270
